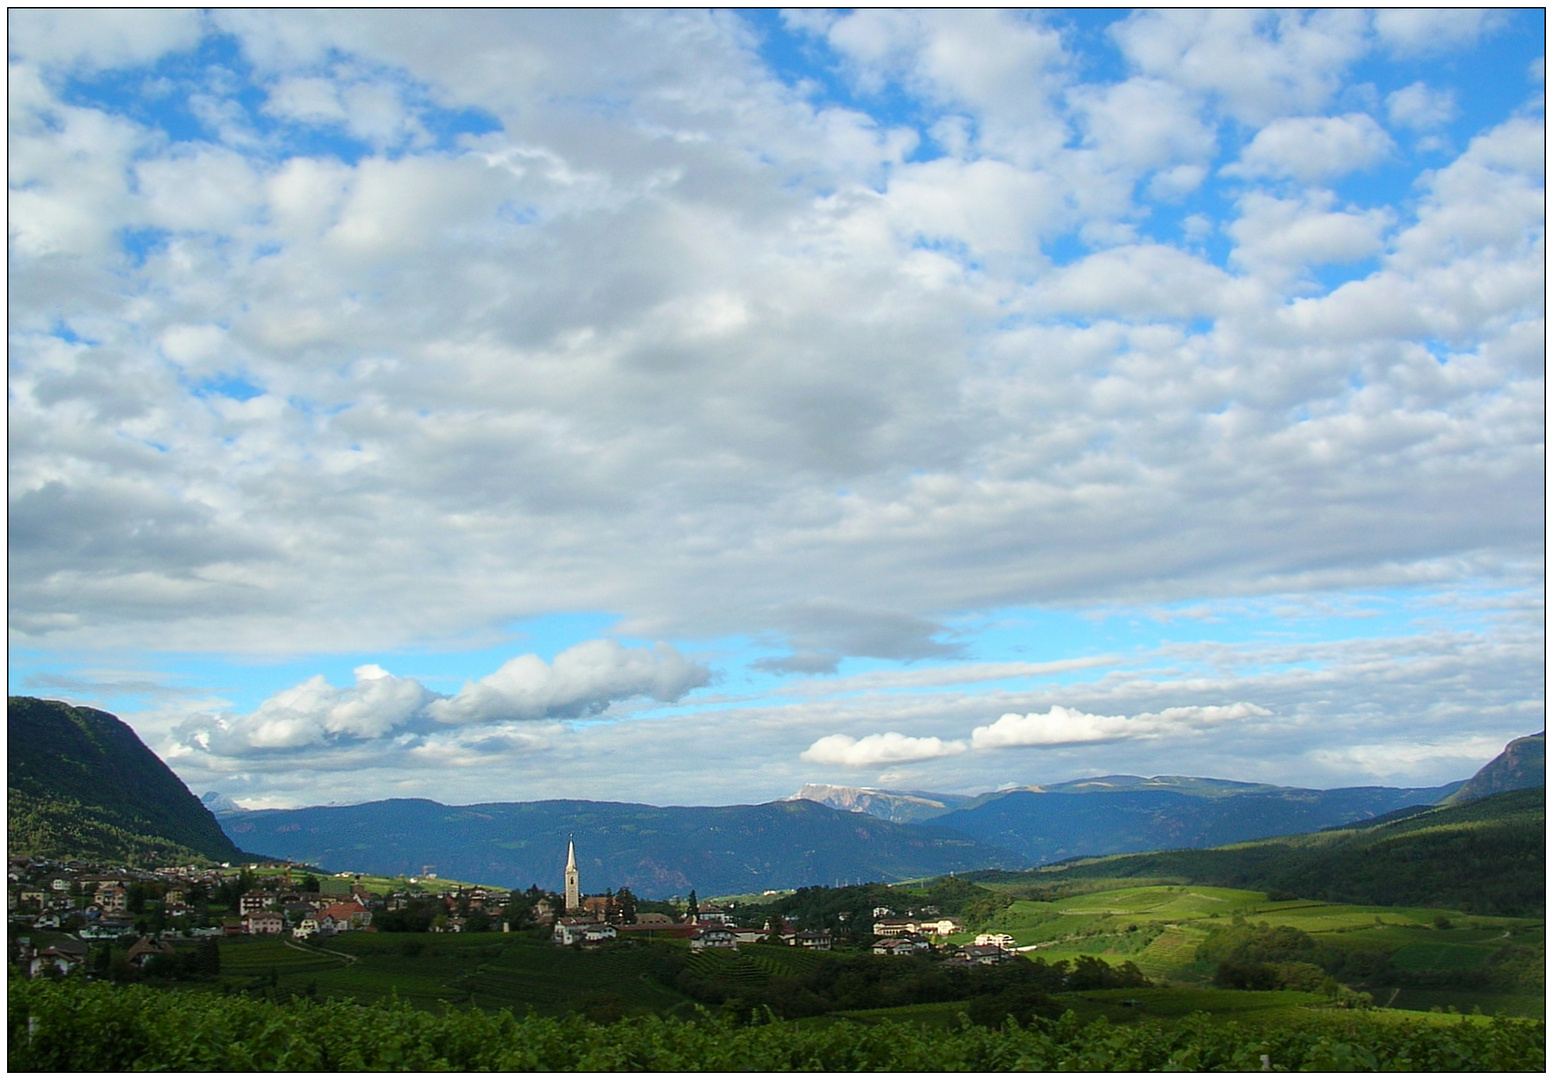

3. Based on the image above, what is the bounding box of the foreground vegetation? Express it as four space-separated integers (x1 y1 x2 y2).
10 977 1543 1072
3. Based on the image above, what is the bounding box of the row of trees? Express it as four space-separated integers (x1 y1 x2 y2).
658 945 1150 1020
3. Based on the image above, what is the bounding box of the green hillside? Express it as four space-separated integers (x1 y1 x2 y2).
978 788 1544 918
7 696 245 865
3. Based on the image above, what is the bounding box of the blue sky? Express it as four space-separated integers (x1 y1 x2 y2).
9 10 1544 808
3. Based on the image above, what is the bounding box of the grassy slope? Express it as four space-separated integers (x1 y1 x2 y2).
985 788 1543 917
933 881 1543 1018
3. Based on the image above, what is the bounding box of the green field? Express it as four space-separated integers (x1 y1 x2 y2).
192 882 1540 1026
214 931 697 1016
936 882 1545 1017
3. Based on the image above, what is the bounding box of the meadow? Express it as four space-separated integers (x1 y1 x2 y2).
945 882 1542 1017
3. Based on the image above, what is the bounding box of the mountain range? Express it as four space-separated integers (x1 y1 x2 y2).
217 796 1018 897
8 695 1541 898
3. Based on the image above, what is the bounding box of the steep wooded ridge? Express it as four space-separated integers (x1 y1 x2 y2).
1443 731 1545 804
980 786 1545 917
7 696 244 865
218 797 1023 896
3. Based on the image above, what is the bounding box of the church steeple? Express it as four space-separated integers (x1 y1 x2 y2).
564 836 580 914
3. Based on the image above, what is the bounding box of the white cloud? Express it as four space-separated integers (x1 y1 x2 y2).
1372 10 1501 58
970 703 1270 750
1026 244 1235 319
801 731 968 767
1112 10 1369 124
884 157 1066 256
177 664 434 753
1228 191 1390 284
8 9 204 71
1310 734 1510 784
1386 82 1457 131
1225 113 1395 183
1072 77 1216 174
427 639 710 724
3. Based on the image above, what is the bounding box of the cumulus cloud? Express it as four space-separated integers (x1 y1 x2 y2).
1372 10 1502 58
427 640 710 724
169 638 709 758
1224 113 1395 183
176 664 434 754
1228 191 1390 283
1112 10 1369 124
1386 82 1457 131
801 732 968 767
970 703 1271 750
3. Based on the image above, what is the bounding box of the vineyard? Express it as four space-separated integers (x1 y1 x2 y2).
9 977 1543 1071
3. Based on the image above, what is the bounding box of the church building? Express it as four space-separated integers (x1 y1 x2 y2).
564 837 580 913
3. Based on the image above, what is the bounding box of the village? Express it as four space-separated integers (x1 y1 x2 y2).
539 840 1016 966
9 840 1021 980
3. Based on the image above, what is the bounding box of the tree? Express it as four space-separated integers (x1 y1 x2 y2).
194 937 220 976
300 874 321 894
686 890 699 922
614 887 638 926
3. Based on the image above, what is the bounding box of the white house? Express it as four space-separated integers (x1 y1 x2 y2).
689 926 737 951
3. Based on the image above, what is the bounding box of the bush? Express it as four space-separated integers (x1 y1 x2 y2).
7 977 1543 1072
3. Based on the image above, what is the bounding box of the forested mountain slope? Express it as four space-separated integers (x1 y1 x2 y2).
8 696 245 865
984 787 1544 917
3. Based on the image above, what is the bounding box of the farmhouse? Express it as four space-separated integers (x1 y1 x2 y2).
689 925 737 951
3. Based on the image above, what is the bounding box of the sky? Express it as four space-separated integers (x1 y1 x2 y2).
8 9 1545 811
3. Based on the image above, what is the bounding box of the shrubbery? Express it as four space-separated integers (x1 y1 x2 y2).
9 977 1543 1072
667 948 1149 1020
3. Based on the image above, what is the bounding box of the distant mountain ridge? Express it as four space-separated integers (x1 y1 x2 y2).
11 693 1535 901
8 696 246 865
783 784 974 823
219 797 1022 896
928 782 1464 865
789 772 1467 865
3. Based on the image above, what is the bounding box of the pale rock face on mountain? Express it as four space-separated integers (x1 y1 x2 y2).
1443 732 1545 805
200 791 247 815
784 784 972 824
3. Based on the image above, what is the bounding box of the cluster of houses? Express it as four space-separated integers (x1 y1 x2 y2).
7 853 516 952
546 842 1007 964
13 846 1025 971
7 855 231 938
550 906 836 952
11 934 189 977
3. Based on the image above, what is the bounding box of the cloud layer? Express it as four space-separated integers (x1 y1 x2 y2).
7 11 1543 808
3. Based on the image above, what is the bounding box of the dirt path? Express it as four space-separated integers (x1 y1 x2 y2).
281 936 357 965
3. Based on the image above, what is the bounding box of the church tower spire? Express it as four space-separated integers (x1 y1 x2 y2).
564 836 580 914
